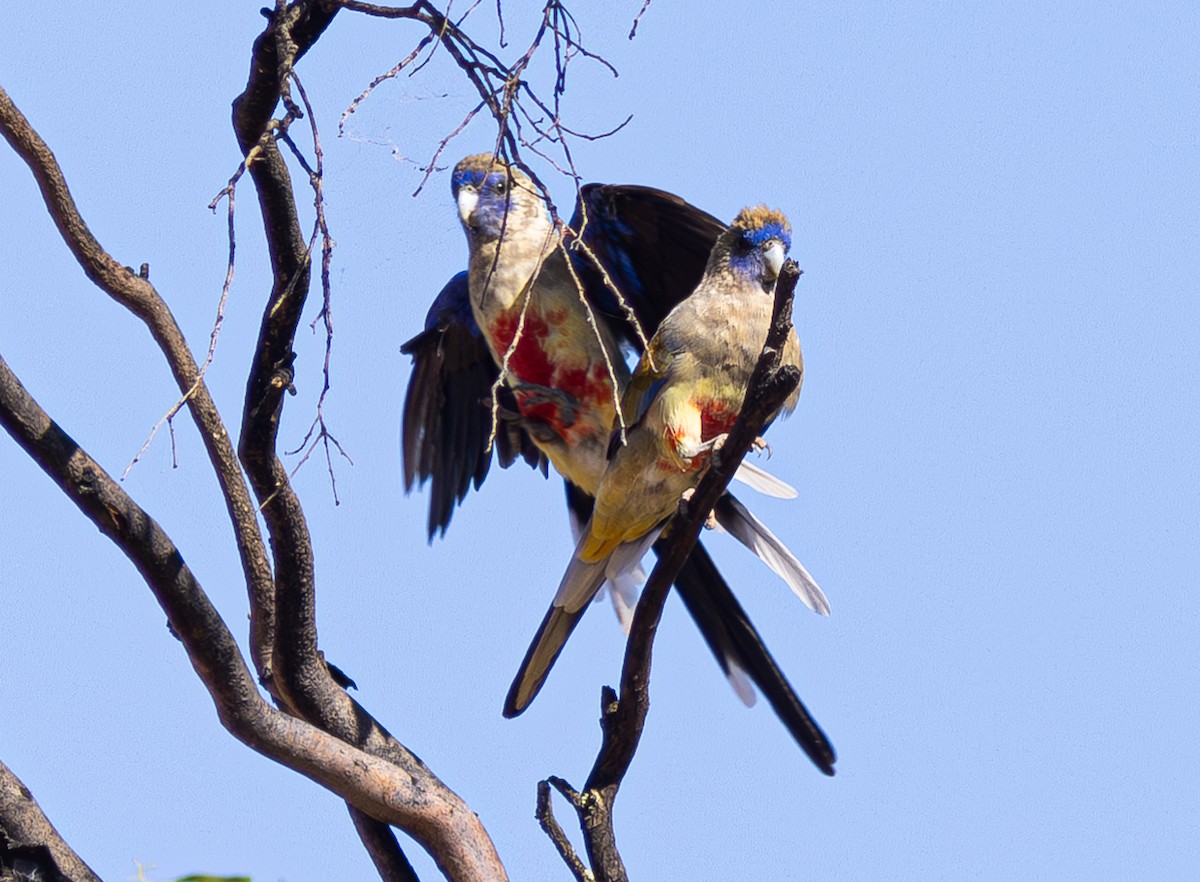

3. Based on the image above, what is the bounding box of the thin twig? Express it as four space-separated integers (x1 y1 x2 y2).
278 70 353 503
557 237 628 441
0 80 278 683
483 220 555 454
337 0 629 210
536 779 592 882
122 167 245 481
628 0 651 39
413 100 486 196
340 35 436 136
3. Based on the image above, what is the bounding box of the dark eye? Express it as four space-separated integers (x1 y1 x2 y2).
494 180 507 194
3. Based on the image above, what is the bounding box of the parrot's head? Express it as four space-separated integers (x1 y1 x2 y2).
451 154 548 244
717 206 793 292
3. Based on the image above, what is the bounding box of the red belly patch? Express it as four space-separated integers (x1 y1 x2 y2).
661 399 739 473
490 311 554 387
488 308 614 440
700 400 737 441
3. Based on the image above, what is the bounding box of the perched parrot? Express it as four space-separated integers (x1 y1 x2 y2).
402 156 836 774
505 207 827 723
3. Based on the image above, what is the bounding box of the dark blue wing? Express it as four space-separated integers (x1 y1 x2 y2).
401 272 545 540
567 184 727 348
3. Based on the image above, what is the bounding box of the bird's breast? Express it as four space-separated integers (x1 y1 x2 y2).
485 306 619 447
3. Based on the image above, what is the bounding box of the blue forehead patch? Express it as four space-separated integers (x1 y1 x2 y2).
450 168 508 193
742 221 792 251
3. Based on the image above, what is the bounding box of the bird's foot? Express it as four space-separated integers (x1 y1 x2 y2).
511 382 581 429
677 432 729 463
489 398 561 444
680 487 720 529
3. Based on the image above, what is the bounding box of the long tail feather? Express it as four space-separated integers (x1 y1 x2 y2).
714 494 830 616
734 460 798 499
668 537 837 775
507 528 623 717
504 603 590 717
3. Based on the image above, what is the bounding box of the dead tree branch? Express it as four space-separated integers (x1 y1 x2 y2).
535 779 591 882
0 761 102 882
5 5 505 876
4 0 660 877
0 352 503 881
0 82 279 690
230 4 506 878
333 0 624 219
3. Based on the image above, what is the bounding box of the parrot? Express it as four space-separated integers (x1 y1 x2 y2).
402 156 836 774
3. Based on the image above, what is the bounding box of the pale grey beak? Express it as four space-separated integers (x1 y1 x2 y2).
456 187 479 224
763 240 786 280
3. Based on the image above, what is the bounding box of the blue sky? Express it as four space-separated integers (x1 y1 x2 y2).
2 2 1198 880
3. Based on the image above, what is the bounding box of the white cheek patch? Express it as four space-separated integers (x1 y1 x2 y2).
457 188 479 224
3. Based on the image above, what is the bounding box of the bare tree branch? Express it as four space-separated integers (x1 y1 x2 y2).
5 1 672 877
536 779 591 882
0 82 279 692
228 5 508 878
5 6 509 875
349 805 422 882
0 352 503 881
0 761 103 882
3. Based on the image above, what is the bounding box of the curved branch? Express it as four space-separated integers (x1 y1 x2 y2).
0 353 503 881
0 83 278 683
0 760 103 882
590 261 803 791
5 17 504 873
232 0 402 761
229 6 507 879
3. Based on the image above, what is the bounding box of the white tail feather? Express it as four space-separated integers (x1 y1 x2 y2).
604 529 660 588
607 565 642 635
557 527 659 616
727 661 757 707
715 497 831 616
734 460 799 499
